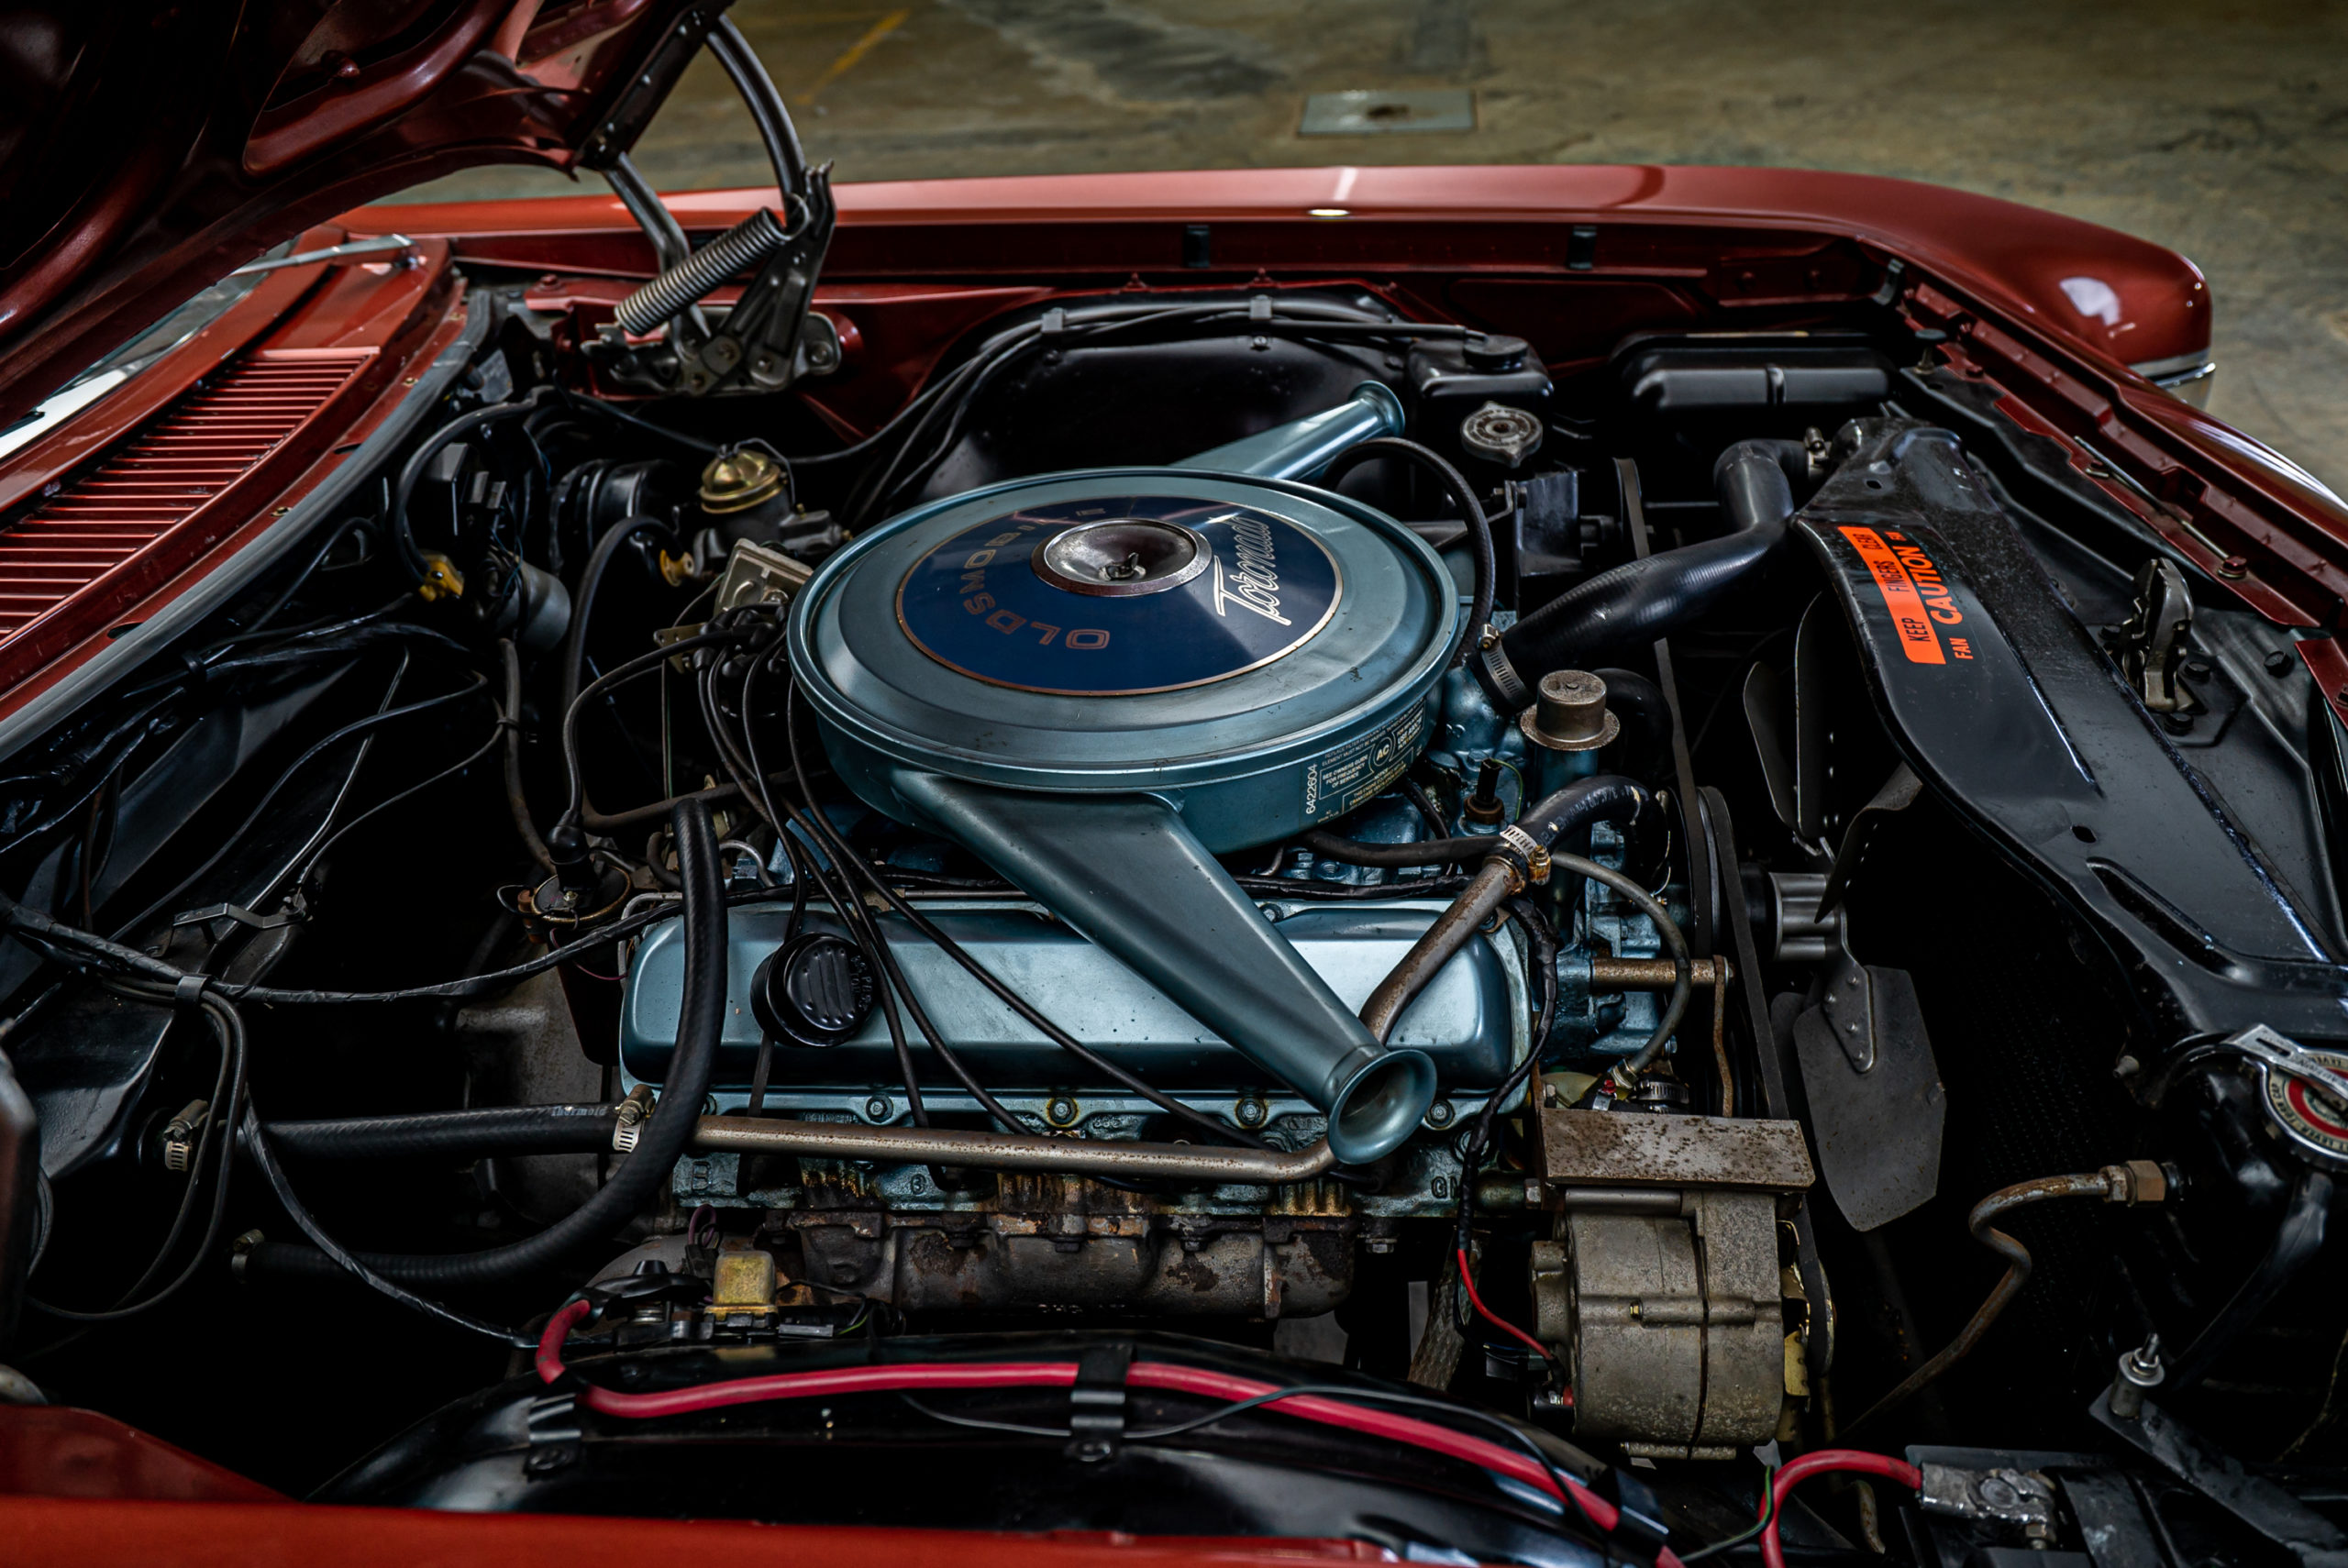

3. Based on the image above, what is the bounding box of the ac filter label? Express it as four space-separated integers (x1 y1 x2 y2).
1303 702 1428 823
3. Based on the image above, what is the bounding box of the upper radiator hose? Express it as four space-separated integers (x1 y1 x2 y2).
1473 439 1807 711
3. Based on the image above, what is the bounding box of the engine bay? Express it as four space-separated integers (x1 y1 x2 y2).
4 201 2347 1563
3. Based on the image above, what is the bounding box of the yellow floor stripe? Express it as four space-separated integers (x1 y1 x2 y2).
796 8 910 105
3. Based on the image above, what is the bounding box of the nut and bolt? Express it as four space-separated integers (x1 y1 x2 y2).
2110 1333 2165 1420
1045 1095 1081 1129
1234 1095 1269 1130
1462 758 1507 824
1424 1099 1456 1130
863 1095 892 1122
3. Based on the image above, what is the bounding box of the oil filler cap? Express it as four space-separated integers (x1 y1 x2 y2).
751 932 874 1047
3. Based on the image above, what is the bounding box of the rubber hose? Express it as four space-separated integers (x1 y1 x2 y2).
561 515 676 723
255 798 726 1286
1301 774 1644 867
500 639 556 874
1321 436 1494 668
1474 438 1807 711
1589 667 1672 777
257 1104 619 1163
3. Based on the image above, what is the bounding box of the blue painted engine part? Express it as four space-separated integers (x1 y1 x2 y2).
1550 819 1670 1059
786 383 1456 1164
619 898 1521 1102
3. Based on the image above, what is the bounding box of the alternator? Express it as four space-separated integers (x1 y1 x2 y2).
1526 1109 1814 1458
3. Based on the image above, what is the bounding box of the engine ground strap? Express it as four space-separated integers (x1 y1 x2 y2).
1066 1341 1135 1463
524 1392 582 1475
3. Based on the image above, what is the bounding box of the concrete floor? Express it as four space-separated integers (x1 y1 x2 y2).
393 1 2348 496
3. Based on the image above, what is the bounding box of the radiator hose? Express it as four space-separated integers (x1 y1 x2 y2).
1472 439 1808 712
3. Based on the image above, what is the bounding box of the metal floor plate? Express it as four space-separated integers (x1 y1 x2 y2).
1299 89 1476 136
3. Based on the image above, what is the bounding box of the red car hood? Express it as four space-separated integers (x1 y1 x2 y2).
0 0 705 428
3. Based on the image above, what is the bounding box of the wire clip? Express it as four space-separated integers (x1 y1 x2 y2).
1066 1340 1134 1463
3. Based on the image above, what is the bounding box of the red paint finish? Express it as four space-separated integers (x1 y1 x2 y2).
0 1497 1397 1568
370 163 2212 372
0 1408 279 1504
2298 637 2348 734
0 243 465 723
0 1 707 433
245 0 515 177
0 350 371 644
364 165 2348 640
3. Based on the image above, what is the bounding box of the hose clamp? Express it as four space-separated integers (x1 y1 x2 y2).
612 1084 656 1154
1479 643 1531 711
1497 824 1550 884
161 1099 211 1174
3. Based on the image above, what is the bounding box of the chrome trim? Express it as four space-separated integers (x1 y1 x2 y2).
2130 348 2216 408
231 235 414 275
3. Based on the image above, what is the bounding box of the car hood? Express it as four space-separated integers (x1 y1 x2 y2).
0 0 708 428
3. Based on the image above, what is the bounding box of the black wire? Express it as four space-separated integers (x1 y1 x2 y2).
549 386 721 457
233 514 380 644
107 658 475 940
779 670 1272 1152
903 1379 1587 1521
735 644 932 1126
1321 436 1496 668
24 982 245 1321
554 628 750 834
292 704 506 894
711 631 997 1126
241 1090 530 1348
1450 897 1560 1339
824 300 1490 525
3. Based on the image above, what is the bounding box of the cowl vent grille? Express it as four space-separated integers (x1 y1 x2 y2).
0 348 371 642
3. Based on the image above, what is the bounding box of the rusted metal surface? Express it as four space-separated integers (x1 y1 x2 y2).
692 1114 1338 1183
778 1165 1355 1317
1358 861 1513 1045
1534 1190 1784 1457
1534 1109 1814 1190
1586 955 1730 990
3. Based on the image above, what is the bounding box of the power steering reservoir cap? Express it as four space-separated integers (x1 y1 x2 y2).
894 494 1340 695
751 932 875 1048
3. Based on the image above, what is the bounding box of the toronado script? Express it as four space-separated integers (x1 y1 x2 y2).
1209 513 1291 626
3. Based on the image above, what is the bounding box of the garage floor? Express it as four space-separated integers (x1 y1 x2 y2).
393 0 2348 496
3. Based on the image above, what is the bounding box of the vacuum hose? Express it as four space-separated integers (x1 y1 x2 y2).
1473 439 1807 712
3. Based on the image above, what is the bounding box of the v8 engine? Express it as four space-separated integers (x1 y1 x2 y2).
8 210 2346 1565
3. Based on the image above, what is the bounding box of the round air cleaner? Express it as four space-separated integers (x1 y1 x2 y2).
787 387 1456 1163
796 474 1449 848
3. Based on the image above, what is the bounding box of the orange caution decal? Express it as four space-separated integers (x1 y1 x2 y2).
1840 525 1946 665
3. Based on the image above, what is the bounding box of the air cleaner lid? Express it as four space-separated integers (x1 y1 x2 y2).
790 469 1455 833
896 495 1340 696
